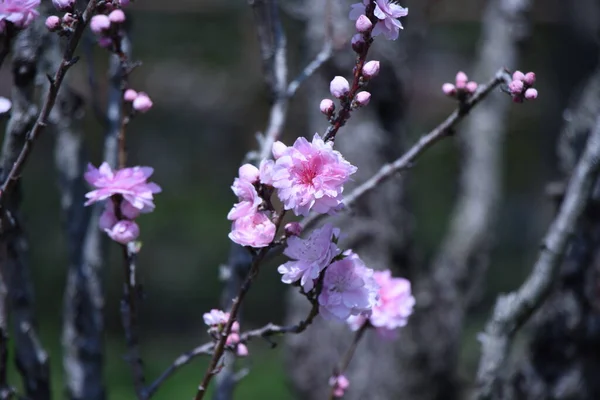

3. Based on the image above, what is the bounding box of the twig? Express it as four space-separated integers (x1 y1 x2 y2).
473 115 600 400
0 239 10 398
0 0 99 204
146 301 319 398
327 322 369 400
302 68 511 231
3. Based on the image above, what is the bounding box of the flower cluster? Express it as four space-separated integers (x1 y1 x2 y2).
442 71 478 99
508 70 538 103
349 0 408 41
203 309 248 357
84 162 161 244
0 0 39 31
329 375 350 398
347 269 415 338
124 89 153 113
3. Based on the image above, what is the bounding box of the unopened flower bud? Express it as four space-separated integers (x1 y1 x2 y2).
320 99 335 115
239 164 259 183
285 222 302 236
355 91 371 106
90 15 110 34
272 141 287 159
236 343 249 357
121 201 141 220
466 81 478 94
512 70 525 81
455 71 468 89
62 12 75 24
362 60 380 79
105 220 139 244
329 76 350 98
123 89 137 102
132 93 153 113
0 97 11 114
98 207 117 231
52 0 74 11
442 83 456 96
524 72 536 86
508 79 524 94
355 15 372 33
524 88 538 100
45 15 60 31
351 34 365 53
108 9 126 24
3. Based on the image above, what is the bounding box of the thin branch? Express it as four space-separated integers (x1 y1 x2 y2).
146 301 319 398
327 322 369 400
473 115 600 400
0 240 11 399
302 68 512 231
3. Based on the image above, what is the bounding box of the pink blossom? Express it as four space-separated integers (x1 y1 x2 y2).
284 221 302 236
318 252 379 320
272 141 287 160
203 309 229 326
90 14 110 34
227 178 261 220
124 89 138 102
455 71 468 89
466 81 478 94
51 0 72 11
99 204 118 231
271 133 357 216
132 92 153 113
84 163 161 211
228 211 276 248
508 79 524 95
277 223 340 291
348 269 414 338
239 163 259 183
524 88 538 100
512 70 525 81
442 83 456 96
108 9 125 24
320 99 335 115
355 91 371 106
524 72 536 86
362 60 380 78
355 14 372 32
0 0 40 28
105 220 139 244
350 0 408 41
329 76 350 98
259 159 275 186
329 375 350 398
45 15 60 30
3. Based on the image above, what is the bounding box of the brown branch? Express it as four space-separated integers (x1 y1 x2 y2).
327 322 369 400
302 68 511 231
473 115 600 400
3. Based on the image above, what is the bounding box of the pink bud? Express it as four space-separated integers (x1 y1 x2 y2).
442 83 456 96
123 89 137 102
329 76 350 98
90 15 110 34
98 207 117 231
236 343 249 357
355 15 372 33
362 60 380 79
351 34 365 53
512 70 525 81
52 0 74 11
466 81 478 94
284 222 302 236
62 12 75 24
239 164 259 183
108 9 126 24
132 93 153 113
120 201 141 220
319 99 335 115
272 141 287 159
524 88 538 100
231 321 240 333
355 91 371 106
508 79 524 94
105 220 139 244
45 15 61 31
455 71 468 89
524 72 536 86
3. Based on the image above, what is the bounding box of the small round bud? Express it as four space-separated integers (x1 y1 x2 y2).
123 89 138 102
319 99 335 115
362 60 380 79
0 97 12 114
329 76 350 98
355 15 372 33
442 83 456 96
284 222 302 236
52 0 74 11
239 164 259 183
45 15 61 31
132 93 153 113
455 71 468 89
272 141 287 159
355 91 371 106
523 72 536 86
108 9 126 24
466 81 478 94
524 88 538 100
105 220 139 244
236 344 249 357
508 79 524 94
90 15 110 34
512 70 525 81
62 12 75 24
351 34 365 53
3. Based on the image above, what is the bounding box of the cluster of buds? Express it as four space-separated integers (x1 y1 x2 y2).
124 89 153 113
89 9 126 48
329 375 350 398
442 71 478 99
203 309 248 357
508 70 538 103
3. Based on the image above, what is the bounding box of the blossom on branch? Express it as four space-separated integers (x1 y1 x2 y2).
271 134 357 217
228 211 275 248
508 70 538 103
0 0 39 30
329 375 350 398
277 223 341 291
349 0 408 40
203 309 229 326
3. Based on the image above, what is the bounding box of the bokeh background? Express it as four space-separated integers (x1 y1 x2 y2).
0 0 597 398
